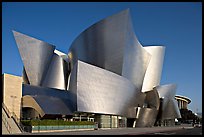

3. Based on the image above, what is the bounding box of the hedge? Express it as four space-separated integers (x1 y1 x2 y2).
21 120 95 126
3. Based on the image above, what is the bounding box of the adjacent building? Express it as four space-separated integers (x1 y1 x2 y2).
175 95 191 110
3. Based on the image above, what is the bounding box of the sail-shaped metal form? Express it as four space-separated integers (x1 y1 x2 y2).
142 46 165 92
69 9 137 76
155 84 181 119
22 84 77 115
68 9 151 91
13 31 55 86
135 107 158 127
135 89 160 127
42 51 69 90
122 34 151 90
68 60 145 118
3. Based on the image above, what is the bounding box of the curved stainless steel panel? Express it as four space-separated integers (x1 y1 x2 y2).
22 67 30 84
156 84 177 99
155 84 181 119
32 95 73 115
172 99 182 118
161 99 181 119
13 30 55 86
68 9 151 91
42 53 69 90
54 49 69 63
135 107 158 127
68 60 77 93
22 84 77 114
68 9 131 75
22 94 74 116
142 46 165 92
122 33 151 90
69 60 145 118
145 89 160 110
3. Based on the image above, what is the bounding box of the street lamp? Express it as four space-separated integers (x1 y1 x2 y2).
10 95 17 116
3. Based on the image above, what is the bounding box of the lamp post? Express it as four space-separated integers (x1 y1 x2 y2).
10 95 17 116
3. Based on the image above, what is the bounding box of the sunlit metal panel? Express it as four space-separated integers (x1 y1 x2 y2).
162 99 181 119
42 53 69 90
23 84 77 115
142 46 165 92
13 30 55 86
122 33 151 90
135 107 158 127
22 67 30 84
155 84 181 120
68 60 145 118
156 84 177 99
69 9 132 75
145 89 160 110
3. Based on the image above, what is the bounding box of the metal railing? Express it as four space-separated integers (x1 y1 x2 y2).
2 103 11 118
2 103 25 133
32 124 96 132
2 104 12 134
11 112 25 132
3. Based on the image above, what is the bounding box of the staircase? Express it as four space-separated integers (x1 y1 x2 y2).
2 103 23 134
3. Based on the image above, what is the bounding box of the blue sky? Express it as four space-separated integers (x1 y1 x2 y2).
2 2 202 113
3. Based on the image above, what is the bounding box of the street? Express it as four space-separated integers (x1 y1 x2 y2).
140 127 202 135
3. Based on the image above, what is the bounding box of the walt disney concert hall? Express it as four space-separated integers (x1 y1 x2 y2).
12 9 181 128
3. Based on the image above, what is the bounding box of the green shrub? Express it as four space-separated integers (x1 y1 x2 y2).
21 120 95 126
21 120 32 126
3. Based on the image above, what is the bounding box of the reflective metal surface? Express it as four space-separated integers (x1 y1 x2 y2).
68 9 151 91
42 53 69 90
13 9 181 126
155 84 181 120
29 95 73 115
69 9 131 75
133 89 160 127
142 46 165 92
23 84 77 115
68 60 145 118
135 107 158 127
122 34 151 89
145 89 160 110
13 30 55 86
22 67 30 84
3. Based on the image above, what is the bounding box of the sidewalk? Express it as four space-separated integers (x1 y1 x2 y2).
19 124 194 135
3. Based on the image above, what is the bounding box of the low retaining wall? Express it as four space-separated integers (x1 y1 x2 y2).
31 125 96 133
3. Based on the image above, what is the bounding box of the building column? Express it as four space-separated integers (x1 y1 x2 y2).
181 101 183 109
178 100 180 109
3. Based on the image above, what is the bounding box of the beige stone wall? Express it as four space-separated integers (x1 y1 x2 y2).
3 73 23 119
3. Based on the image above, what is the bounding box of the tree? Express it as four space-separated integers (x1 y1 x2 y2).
179 109 200 123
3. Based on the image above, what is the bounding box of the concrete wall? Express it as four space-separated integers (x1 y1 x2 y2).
2 73 22 119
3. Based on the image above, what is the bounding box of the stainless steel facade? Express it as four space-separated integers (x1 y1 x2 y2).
42 52 69 90
22 84 77 116
135 107 158 127
68 60 145 118
13 9 181 128
13 30 55 86
13 31 70 90
134 89 160 127
142 46 165 92
155 84 181 120
68 9 130 75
